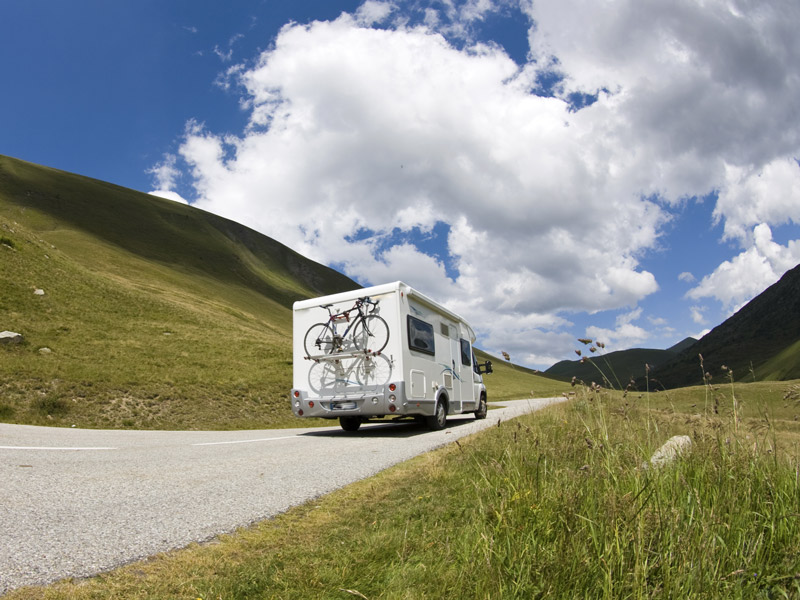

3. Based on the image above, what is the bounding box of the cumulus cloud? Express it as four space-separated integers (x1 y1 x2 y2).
152 0 800 367
686 223 800 311
585 308 650 350
715 158 800 243
148 190 189 204
690 305 707 325
147 153 180 191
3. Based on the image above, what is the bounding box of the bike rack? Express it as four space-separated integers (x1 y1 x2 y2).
304 348 383 362
305 349 392 396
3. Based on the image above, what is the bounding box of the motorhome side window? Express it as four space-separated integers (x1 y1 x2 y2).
407 315 435 355
460 338 472 366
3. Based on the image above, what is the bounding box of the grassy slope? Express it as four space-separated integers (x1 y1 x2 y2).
476 349 571 401
1 156 557 429
546 347 676 385
650 263 800 389
755 338 800 381
0 155 360 429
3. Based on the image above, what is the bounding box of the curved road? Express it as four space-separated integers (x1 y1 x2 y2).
0 399 562 594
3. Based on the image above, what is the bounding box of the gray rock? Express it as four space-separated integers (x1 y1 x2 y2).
645 435 692 469
0 331 23 345
33 289 45 296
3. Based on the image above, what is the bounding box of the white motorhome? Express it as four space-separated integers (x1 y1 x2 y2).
290 281 492 431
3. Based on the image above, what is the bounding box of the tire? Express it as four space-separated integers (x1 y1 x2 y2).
426 398 447 430
304 323 337 356
352 315 389 353
474 394 487 420
339 416 362 432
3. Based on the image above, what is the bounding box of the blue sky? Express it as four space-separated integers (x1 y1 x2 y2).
2 0 799 370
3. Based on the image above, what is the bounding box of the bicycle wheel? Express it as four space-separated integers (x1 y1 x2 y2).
351 315 389 353
304 323 337 356
308 360 338 394
355 353 392 386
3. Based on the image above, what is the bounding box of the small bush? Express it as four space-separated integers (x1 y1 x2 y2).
32 395 70 416
0 235 16 249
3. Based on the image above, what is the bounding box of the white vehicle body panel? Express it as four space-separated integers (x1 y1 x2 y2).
290 281 488 424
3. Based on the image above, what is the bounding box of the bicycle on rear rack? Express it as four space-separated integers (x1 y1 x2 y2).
303 296 390 357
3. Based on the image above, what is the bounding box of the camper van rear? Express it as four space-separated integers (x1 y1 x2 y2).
290 281 491 431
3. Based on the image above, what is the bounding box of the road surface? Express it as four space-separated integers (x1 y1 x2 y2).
0 398 562 593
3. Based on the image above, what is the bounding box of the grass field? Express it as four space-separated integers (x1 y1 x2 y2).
6 379 800 599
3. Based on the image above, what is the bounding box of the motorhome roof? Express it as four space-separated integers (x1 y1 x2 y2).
293 281 475 341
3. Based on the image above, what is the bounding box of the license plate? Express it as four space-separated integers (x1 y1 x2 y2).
332 401 357 410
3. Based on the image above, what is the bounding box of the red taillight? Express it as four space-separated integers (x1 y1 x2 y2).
308 401 314 408
293 390 300 398
389 404 396 412
298 409 304 416
389 383 396 392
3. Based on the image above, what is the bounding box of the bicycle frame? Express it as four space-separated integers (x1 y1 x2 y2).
322 297 377 344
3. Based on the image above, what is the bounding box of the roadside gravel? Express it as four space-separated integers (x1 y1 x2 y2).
0 398 562 594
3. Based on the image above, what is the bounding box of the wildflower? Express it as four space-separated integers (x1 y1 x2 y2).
578 338 593 345
590 346 597 353
575 349 582 356
596 341 605 349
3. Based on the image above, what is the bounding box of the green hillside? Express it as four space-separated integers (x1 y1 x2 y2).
649 263 800 389
544 338 696 387
0 155 561 429
475 349 571 401
547 348 675 386
754 338 800 381
0 155 359 429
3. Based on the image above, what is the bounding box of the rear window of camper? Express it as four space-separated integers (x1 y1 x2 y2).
408 315 435 355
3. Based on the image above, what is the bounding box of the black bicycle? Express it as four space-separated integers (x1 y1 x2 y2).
303 296 390 356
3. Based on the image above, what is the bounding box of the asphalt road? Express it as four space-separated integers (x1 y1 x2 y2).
0 398 562 594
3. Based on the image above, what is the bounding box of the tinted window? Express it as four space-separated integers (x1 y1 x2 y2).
460 339 472 366
408 316 435 355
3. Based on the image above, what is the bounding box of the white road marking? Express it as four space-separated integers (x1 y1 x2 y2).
0 446 117 451
191 435 299 446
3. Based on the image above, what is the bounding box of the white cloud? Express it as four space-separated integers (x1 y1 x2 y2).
678 272 695 283
175 15 662 322
355 1 395 25
148 190 189 204
584 308 650 350
686 223 800 311
689 305 707 325
715 158 800 243
154 0 800 368
147 153 180 191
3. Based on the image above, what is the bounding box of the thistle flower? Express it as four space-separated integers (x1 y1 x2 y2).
590 346 597 353
578 338 593 345
575 349 582 356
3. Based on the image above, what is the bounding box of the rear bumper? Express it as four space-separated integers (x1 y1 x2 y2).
289 382 436 419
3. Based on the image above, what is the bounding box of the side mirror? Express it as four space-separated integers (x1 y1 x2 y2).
477 361 493 375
